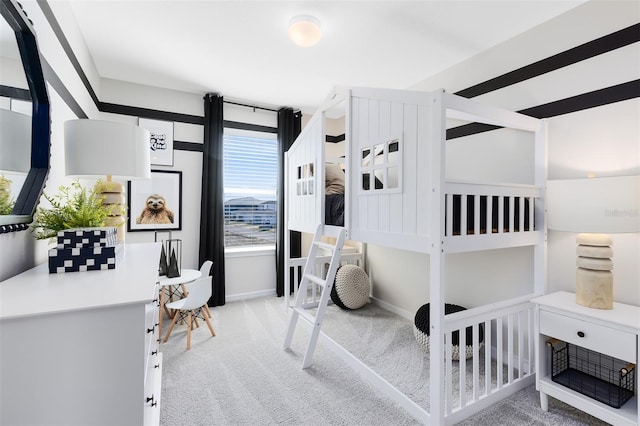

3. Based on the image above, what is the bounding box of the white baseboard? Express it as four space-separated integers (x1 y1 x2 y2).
369 296 414 321
226 289 276 303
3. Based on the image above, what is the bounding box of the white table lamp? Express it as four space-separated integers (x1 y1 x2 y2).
547 175 640 309
64 119 151 240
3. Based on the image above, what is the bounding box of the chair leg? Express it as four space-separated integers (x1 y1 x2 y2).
164 310 180 343
202 305 216 337
186 310 193 350
203 305 212 318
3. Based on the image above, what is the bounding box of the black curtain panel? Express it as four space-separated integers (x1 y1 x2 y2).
199 93 225 306
276 107 302 297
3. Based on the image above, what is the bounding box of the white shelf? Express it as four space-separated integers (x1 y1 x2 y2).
539 376 637 426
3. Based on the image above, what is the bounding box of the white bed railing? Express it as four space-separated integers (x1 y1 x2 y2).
444 181 542 253
441 296 536 423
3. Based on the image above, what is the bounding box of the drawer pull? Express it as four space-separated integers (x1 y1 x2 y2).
577 331 585 338
147 326 155 334
146 395 157 407
151 349 158 356
154 363 160 369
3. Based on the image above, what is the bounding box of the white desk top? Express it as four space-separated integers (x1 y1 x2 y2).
158 269 201 286
0 242 161 320
531 291 640 331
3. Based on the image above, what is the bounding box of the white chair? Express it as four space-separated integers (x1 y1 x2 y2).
195 260 213 318
163 275 216 350
200 260 213 276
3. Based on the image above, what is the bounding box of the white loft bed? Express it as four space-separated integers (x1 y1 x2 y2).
284 87 547 425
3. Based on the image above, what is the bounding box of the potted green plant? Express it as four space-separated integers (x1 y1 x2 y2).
0 175 15 215
30 180 121 240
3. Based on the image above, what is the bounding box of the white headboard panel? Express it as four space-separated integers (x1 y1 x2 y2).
348 87 435 252
286 112 325 234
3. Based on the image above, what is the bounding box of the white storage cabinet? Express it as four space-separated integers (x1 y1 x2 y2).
0 242 162 425
532 291 639 426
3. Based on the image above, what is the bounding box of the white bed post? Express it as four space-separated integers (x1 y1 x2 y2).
534 120 548 297
284 154 291 310
429 90 447 426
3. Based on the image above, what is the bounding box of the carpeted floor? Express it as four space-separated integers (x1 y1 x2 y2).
160 296 609 425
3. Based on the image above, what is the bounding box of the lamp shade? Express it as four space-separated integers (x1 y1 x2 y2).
547 176 640 233
0 108 31 174
64 119 151 180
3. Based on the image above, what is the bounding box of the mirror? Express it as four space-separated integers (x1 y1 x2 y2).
0 0 50 232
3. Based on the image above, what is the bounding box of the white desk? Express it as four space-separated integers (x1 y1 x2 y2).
157 268 201 338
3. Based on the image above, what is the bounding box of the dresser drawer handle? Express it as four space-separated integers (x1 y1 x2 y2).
577 331 585 338
146 395 157 407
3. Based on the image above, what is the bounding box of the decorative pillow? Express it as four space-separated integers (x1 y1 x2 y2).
413 303 484 360
330 264 370 310
325 163 345 195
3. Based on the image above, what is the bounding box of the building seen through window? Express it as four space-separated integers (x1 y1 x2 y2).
223 130 277 248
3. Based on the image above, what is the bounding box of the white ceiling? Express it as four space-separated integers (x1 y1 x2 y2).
66 1 587 115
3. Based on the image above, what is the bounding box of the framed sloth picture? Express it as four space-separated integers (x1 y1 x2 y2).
128 170 182 232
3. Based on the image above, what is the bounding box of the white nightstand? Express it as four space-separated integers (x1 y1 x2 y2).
532 291 639 426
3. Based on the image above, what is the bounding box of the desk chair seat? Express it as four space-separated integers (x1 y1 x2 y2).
164 275 216 350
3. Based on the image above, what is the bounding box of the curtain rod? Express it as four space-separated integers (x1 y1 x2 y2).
224 100 278 113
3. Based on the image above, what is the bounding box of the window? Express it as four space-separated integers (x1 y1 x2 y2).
223 129 278 248
360 137 401 192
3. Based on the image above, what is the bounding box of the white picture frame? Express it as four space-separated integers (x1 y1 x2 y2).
139 118 174 166
127 170 182 232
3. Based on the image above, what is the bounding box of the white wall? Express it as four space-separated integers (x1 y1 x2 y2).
366 0 640 317
0 1 282 302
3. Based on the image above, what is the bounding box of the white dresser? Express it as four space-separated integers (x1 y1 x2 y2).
532 291 639 426
0 242 162 426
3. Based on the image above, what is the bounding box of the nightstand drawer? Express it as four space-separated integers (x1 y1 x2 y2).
539 310 636 362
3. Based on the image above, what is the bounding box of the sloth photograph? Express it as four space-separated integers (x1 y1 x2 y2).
136 194 175 224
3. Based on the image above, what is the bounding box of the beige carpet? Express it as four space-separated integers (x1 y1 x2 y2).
160 296 609 425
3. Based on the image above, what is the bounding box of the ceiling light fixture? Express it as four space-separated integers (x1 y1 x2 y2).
288 15 321 47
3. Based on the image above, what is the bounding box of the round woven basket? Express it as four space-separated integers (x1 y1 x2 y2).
413 303 484 360
330 264 370 310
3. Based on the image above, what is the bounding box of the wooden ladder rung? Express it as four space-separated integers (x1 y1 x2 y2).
294 307 317 325
304 273 326 287
313 240 335 251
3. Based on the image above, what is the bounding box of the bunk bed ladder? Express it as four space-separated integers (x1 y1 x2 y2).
283 224 346 369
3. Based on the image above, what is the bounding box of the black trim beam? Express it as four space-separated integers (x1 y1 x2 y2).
100 102 203 125
520 79 640 118
174 141 203 152
447 80 640 140
37 0 100 108
0 85 30 100
41 58 88 119
456 23 640 99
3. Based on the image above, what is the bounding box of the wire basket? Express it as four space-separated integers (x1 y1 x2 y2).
548 340 635 409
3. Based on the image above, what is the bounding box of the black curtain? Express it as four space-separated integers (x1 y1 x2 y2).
276 107 302 297
199 93 225 306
